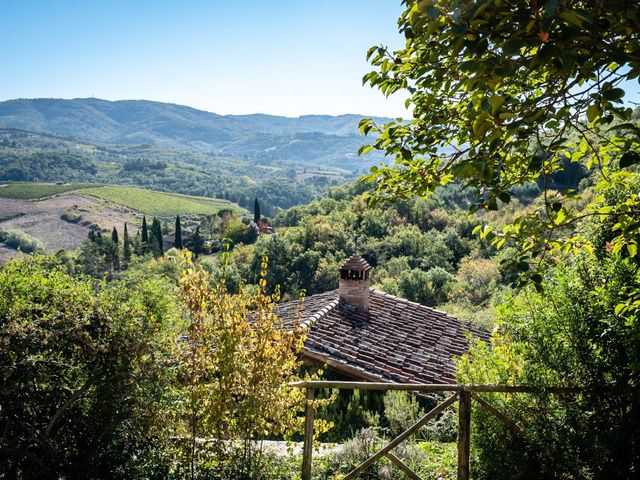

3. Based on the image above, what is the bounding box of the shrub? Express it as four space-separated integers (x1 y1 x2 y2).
61 206 82 223
383 391 425 438
1 228 44 253
0 255 179 478
328 427 429 480
172 252 328 478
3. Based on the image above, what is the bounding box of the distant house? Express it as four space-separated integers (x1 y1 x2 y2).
277 255 489 384
257 218 274 235
163 229 193 251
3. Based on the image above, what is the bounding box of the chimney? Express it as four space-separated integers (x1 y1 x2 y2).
339 254 372 312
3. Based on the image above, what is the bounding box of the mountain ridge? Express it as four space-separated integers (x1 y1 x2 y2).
0 98 392 158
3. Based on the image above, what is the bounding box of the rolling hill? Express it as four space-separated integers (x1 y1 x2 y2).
0 98 392 161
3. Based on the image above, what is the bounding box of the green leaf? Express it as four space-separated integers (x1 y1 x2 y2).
488 94 505 112
559 10 590 27
586 105 599 123
358 145 374 155
627 243 638 258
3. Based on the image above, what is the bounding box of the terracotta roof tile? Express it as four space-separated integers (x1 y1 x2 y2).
340 254 372 271
278 288 490 384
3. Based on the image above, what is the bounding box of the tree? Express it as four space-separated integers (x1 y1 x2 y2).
123 222 132 263
174 215 183 249
111 226 119 245
254 197 261 224
174 253 314 478
0 255 178 477
187 226 205 258
360 0 640 290
457 248 640 478
141 216 148 244
150 217 163 257
141 215 149 252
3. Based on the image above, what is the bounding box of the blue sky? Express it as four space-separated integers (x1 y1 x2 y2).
2 1 636 117
0 0 409 117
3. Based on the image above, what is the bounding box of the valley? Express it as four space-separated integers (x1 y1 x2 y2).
0 183 243 262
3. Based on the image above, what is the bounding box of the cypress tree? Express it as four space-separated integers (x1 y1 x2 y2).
151 217 163 257
190 226 205 259
254 197 261 224
174 215 183 249
111 226 119 244
123 223 132 262
141 216 149 246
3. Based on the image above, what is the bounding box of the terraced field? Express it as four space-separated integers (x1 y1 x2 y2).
0 182 96 199
79 185 243 217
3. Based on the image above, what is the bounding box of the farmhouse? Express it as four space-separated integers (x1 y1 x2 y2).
163 229 193 251
278 254 489 384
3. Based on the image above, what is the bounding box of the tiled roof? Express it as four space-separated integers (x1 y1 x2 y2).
340 254 372 271
278 289 490 384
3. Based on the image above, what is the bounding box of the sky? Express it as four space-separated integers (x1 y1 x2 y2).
0 0 409 117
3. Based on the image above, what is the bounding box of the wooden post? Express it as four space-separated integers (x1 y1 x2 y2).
302 387 315 480
458 390 471 480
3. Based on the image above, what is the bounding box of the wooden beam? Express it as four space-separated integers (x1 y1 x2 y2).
457 391 471 480
471 393 525 437
385 452 424 480
301 388 315 480
343 394 458 480
288 380 585 394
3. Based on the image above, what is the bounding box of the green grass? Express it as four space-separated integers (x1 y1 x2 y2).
0 182 96 199
80 185 244 217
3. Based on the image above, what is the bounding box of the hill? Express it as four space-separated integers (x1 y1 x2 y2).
79 185 244 217
0 182 244 263
0 98 392 162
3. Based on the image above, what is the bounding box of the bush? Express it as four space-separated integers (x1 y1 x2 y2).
383 391 425 438
0 255 180 478
1 228 44 253
171 252 325 478
61 206 82 223
327 427 432 480
457 253 640 479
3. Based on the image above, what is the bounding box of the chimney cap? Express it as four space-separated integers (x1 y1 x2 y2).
340 254 372 272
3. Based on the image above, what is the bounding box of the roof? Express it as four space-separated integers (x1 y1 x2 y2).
340 254 372 272
278 289 490 384
163 230 193 243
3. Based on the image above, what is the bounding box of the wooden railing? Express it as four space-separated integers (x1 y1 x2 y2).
289 381 582 480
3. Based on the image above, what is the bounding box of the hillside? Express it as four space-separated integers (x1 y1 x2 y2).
0 182 243 263
0 98 391 162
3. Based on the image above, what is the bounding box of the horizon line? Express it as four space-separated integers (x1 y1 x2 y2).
0 96 406 120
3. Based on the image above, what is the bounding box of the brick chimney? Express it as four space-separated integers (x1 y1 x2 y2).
339 254 372 312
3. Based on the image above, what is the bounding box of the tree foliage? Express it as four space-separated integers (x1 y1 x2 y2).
175 215 183 249
361 0 640 289
457 247 640 478
0 255 179 478
172 252 326 478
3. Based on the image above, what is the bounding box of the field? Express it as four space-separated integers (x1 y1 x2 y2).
0 182 96 199
0 193 136 262
0 182 245 264
80 185 244 217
